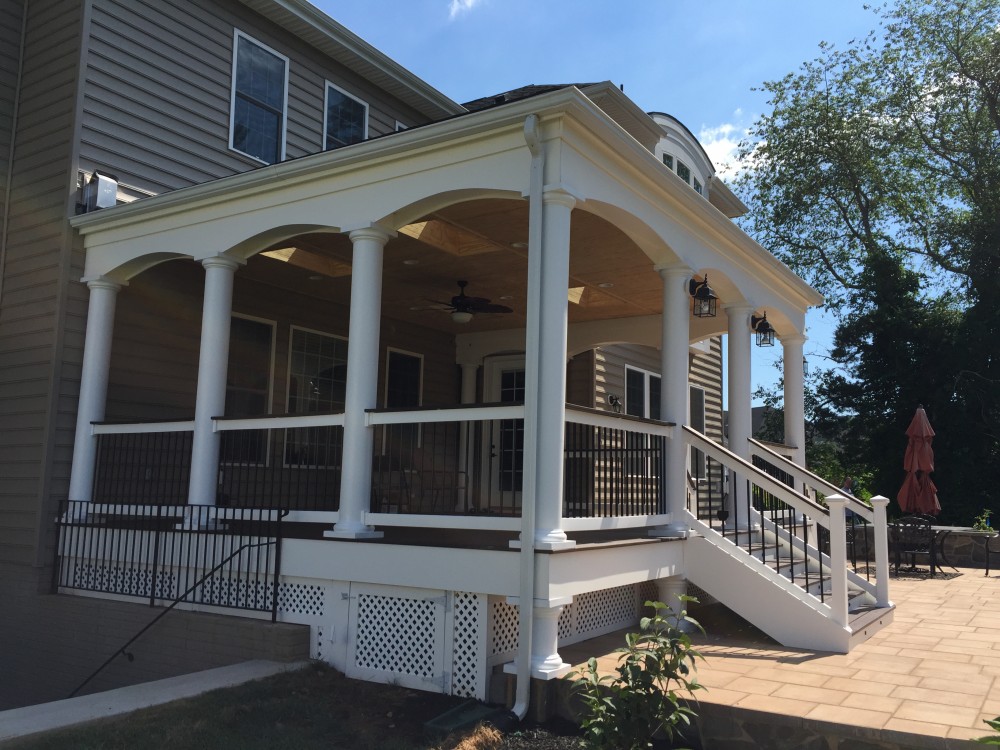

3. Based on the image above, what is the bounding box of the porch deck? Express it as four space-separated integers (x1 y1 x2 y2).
563 567 999 748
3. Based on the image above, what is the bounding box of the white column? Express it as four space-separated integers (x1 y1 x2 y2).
655 575 695 631
657 265 692 537
68 277 122 507
530 189 575 549
870 495 891 607
502 596 572 680
457 363 478 511
187 256 241 507
825 493 850 628
782 334 806 469
726 304 754 529
327 226 390 539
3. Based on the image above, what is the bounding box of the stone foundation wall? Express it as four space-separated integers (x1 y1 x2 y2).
850 526 997 569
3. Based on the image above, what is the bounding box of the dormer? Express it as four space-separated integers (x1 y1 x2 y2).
648 112 747 219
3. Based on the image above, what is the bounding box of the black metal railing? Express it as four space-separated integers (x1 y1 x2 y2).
93 428 193 505
218 425 343 510
372 413 506 515
563 419 666 518
53 501 285 615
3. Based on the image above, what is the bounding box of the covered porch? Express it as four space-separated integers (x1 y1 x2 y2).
63 85 888 702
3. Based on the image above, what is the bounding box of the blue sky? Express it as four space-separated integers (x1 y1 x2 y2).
315 0 881 401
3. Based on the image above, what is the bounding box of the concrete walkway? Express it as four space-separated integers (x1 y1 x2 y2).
0 660 310 744
562 567 1000 748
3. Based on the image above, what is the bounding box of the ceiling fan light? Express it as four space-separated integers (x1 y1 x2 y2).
451 310 473 324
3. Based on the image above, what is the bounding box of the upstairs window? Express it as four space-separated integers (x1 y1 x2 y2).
693 178 703 195
662 154 674 169
676 160 691 184
230 32 288 164
325 83 368 149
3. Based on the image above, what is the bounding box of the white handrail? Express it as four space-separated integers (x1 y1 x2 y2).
564 405 674 436
92 420 195 435
749 438 873 521
684 426 829 526
366 403 524 425
215 413 345 431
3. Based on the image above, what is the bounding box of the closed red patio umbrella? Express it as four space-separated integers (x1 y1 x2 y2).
897 405 940 515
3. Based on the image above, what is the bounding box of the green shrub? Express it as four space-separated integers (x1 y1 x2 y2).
570 598 704 750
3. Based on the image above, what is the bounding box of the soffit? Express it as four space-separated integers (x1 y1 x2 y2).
244 198 663 334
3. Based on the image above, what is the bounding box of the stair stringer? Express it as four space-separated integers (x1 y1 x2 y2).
685 530 853 653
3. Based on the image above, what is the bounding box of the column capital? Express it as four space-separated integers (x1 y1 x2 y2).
201 255 242 272
780 332 807 346
724 302 755 315
345 224 394 244
654 263 693 282
541 187 578 210
85 276 124 293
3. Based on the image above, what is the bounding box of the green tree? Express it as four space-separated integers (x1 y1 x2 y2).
737 0 1000 522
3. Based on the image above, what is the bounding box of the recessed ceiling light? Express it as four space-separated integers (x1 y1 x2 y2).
402 259 419 266
511 241 528 248
308 274 324 281
598 282 614 288
499 295 514 300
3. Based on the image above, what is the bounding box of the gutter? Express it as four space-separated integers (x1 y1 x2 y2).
511 113 544 721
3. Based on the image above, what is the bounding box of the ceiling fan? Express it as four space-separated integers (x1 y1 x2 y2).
432 280 513 324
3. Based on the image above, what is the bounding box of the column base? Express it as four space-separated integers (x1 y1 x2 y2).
503 659 572 681
648 525 688 539
324 528 384 540
508 538 577 551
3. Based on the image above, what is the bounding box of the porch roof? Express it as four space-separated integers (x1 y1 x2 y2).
70 85 823 339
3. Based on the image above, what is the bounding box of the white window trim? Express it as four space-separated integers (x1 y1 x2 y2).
222 313 277 467
624 364 661 419
232 312 277 416
284 325 349 470
382 346 424 451
323 80 369 150
228 29 289 164
285 324 349 413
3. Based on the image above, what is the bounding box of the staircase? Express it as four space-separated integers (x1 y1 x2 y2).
682 428 894 653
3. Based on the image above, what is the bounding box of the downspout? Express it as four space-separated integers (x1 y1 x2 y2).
511 113 544 721
0 0 29 310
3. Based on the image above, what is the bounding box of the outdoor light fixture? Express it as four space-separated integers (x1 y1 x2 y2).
750 312 776 347
688 275 718 318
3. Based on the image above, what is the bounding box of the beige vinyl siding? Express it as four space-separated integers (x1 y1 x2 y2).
690 337 724 443
0 0 83 566
593 339 724 440
80 0 430 196
0 1 24 244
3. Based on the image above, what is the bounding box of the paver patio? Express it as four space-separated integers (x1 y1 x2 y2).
562 567 1000 748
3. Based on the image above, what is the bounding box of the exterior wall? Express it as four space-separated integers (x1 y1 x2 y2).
80 0 430 197
0 563 309 711
105 257 459 422
0 0 23 248
566 349 594 408
0 0 85 569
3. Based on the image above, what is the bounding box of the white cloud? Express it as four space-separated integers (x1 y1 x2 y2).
698 113 751 179
448 0 482 19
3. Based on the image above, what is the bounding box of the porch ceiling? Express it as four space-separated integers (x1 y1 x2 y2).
247 198 665 333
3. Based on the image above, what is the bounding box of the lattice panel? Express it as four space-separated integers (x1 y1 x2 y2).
451 592 483 699
314 626 325 660
200 576 273 610
355 594 439 678
70 563 176 600
575 584 638 636
558 603 574 640
639 580 658 606
277 582 326 616
490 598 519 655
